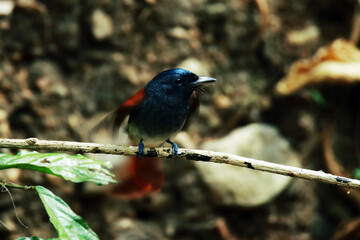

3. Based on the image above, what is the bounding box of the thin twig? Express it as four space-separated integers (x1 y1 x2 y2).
0 183 30 229
0 137 359 190
1 182 35 191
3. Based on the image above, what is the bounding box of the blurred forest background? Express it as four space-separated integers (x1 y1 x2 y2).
1 0 360 239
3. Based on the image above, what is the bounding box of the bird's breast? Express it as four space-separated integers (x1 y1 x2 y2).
127 98 189 145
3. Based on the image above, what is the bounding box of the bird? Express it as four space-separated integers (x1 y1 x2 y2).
100 68 216 198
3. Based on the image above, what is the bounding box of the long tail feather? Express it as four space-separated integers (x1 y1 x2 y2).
110 156 164 199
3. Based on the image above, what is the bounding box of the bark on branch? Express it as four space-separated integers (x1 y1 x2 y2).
0 137 359 190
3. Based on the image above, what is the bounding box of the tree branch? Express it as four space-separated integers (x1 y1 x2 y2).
0 137 359 190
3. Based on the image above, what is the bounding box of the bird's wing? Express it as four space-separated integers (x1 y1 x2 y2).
90 88 146 137
112 87 146 130
182 91 200 130
90 87 164 200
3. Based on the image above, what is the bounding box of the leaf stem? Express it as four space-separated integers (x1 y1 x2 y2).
1 182 35 190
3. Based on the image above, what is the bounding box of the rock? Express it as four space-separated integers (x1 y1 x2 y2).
144 0 157 4
177 58 209 76
195 123 301 207
113 218 164 240
286 24 320 47
0 109 7 121
205 3 228 16
173 131 197 149
214 93 232 110
17 0 40 10
168 27 190 39
0 1 15 16
0 109 10 138
91 9 114 40
198 105 221 129
28 61 69 97
119 65 140 86
0 169 20 182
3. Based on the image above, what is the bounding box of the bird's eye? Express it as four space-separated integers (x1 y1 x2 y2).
174 78 182 85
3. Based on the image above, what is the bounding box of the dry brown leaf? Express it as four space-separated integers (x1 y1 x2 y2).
333 217 360 240
322 123 360 208
276 39 360 95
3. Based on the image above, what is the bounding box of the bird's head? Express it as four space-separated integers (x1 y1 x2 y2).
145 68 216 102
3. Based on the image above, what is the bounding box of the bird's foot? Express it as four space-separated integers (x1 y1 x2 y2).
138 139 145 159
166 139 178 158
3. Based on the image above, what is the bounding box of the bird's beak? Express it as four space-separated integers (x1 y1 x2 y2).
192 76 217 86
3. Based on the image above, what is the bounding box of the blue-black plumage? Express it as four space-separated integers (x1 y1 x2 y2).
112 68 216 158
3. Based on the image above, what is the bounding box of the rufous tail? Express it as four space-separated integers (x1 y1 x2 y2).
110 156 164 199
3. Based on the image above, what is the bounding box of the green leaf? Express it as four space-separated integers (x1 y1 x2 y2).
354 169 360 179
0 151 116 185
36 186 99 240
309 89 327 107
16 237 58 240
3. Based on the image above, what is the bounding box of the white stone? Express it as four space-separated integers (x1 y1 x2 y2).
92 9 114 40
196 123 301 207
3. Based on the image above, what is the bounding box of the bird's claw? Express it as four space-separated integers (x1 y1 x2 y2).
138 140 145 159
172 143 178 158
167 139 178 159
